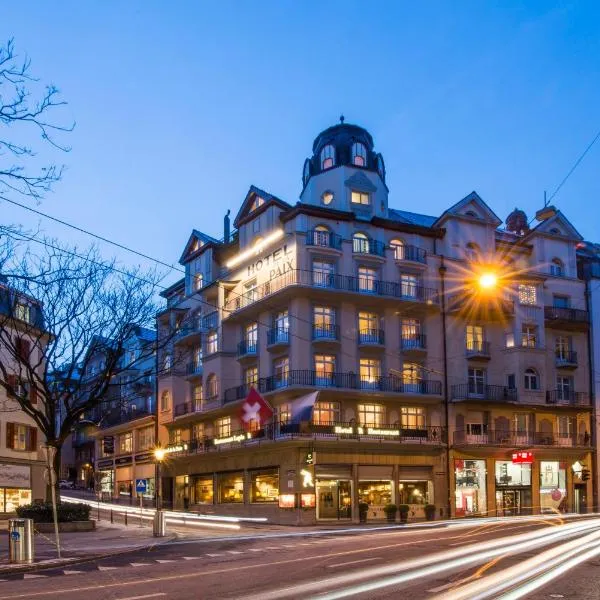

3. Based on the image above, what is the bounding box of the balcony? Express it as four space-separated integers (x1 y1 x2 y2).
201 311 219 330
544 306 589 330
237 340 258 360
224 383 253 404
453 430 591 447
223 269 438 315
393 244 427 265
465 340 491 359
358 328 385 346
185 361 203 378
312 324 340 342
447 294 514 320
451 384 518 403
352 238 386 257
267 327 289 349
101 408 152 428
400 334 427 353
546 390 589 406
555 350 578 369
173 401 203 418
173 324 201 345
305 229 343 250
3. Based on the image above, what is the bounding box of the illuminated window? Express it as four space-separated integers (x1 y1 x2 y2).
320 144 335 170
401 319 422 347
351 142 367 166
321 191 334 205
192 422 205 442
401 407 425 429
518 284 537 305
251 469 279 503
353 232 370 253
193 273 203 291
312 224 330 246
400 273 418 298
215 416 231 438
206 374 218 399
550 258 564 277
314 354 336 385
358 266 377 293
312 260 335 287
466 325 484 352
168 428 182 446
403 362 422 386
524 368 539 391
206 331 218 355
160 390 171 411
244 279 258 303
274 310 289 333
358 403 384 427
274 403 291 424
138 426 154 450
193 476 213 504
193 346 203 367
245 322 258 349
14 303 30 323
521 325 538 348
244 366 258 386
358 311 378 336
7 423 33 451
390 239 405 260
119 432 133 454
217 471 244 503
359 358 381 389
273 357 289 388
513 413 530 435
313 401 339 425
193 384 203 410
351 191 370 205
249 196 265 212
313 305 335 336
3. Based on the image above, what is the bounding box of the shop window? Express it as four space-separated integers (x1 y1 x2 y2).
358 481 392 511
358 403 384 427
217 472 244 503
1 488 32 513
540 461 567 513
398 481 429 505
118 480 132 497
119 432 133 454
313 401 339 425
495 461 531 487
455 459 487 517
137 426 154 451
193 476 214 504
250 469 279 503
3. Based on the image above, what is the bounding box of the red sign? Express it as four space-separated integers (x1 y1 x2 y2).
512 451 533 464
551 489 563 501
239 387 274 432
301 494 316 508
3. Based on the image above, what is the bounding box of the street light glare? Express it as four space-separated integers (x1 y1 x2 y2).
479 272 498 289
154 448 165 461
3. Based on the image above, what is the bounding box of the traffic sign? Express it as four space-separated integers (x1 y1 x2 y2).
135 479 148 494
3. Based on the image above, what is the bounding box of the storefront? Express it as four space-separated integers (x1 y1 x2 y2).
455 459 487 517
0 464 32 513
316 466 352 520
539 461 567 513
495 460 532 516
358 466 393 520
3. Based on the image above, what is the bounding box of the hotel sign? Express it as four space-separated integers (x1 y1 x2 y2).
213 433 251 446
246 244 294 279
333 425 401 437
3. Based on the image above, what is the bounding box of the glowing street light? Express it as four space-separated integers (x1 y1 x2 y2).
154 447 165 462
478 272 498 290
154 445 165 509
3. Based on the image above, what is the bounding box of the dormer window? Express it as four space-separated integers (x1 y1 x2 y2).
249 196 265 212
320 145 335 170
194 273 203 291
351 190 370 206
351 142 367 167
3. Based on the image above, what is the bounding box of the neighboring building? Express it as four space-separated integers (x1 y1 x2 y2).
0 280 47 512
156 119 594 524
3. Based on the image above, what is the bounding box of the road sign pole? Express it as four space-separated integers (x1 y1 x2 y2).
139 494 143 528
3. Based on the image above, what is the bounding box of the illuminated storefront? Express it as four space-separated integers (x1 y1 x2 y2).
495 460 532 516
251 469 279 503
316 466 352 520
217 472 244 503
455 459 487 517
0 464 32 513
540 461 567 513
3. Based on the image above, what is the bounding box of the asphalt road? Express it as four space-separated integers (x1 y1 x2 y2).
1 515 599 600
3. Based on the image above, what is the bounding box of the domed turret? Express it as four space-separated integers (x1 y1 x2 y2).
506 208 529 236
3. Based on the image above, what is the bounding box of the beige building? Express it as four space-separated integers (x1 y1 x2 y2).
156 120 593 524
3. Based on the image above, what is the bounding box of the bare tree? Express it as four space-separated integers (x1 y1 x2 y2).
0 233 172 500
0 38 73 203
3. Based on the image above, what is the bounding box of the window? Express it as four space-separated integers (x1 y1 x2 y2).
251 469 279 503
557 415 574 438
163 353 172 373
466 422 487 436
312 224 330 246
160 390 171 411
359 358 381 389
465 210 478 218
553 295 570 309
321 191 334 205
550 228 561 235
524 368 539 391
215 416 231 439
313 306 335 337
314 354 336 385
495 461 531 487
518 284 537 305
401 407 425 429
217 471 244 503
400 274 418 298
358 403 385 427
466 325 484 352
193 346 203 367
14 303 30 323
358 311 378 335
540 462 566 513
555 336 571 360
402 362 422 390
550 258 564 277
274 310 289 333
401 319 422 347
390 239 405 260
6 423 36 451
206 330 218 355
320 144 335 170
119 432 133 454
521 325 538 348
358 266 377 293
273 357 289 388
244 279 258 303
351 190 370 206
249 196 265 212
206 374 218 399
313 401 339 425
312 260 335 287
351 142 367 166
507 374 516 389
193 273 203 291
465 242 480 262
169 428 182 445
353 232 370 253
556 376 573 401
274 403 291 425
468 367 485 395
244 366 258 387
513 413 530 435
138 426 154 450
245 322 258 349
252 218 261 233
193 476 213 504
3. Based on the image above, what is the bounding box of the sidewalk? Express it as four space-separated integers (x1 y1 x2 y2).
0 519 175 574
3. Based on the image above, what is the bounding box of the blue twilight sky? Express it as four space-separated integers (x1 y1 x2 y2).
3 1 600 287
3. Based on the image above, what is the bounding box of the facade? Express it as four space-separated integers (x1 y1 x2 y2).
0 281 46 513
156 120 594 524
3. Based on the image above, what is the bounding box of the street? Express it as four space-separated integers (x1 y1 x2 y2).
1 515 599 599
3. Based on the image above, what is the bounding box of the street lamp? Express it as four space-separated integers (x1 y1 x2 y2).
154 445 165 509
478 272 498 290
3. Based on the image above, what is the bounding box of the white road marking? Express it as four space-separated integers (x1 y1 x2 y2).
113 594 166 600
97 566 118 571
63 570 84 575
182 557 201 560
226 550 242 554
155 560 175 563
130 563 153 567
206 553 222 557
23 574 47 579
327 557 378 568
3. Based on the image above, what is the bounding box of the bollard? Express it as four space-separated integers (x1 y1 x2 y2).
110 509 113 524
153 510 166 537
125 511 128 527
8 518 34 564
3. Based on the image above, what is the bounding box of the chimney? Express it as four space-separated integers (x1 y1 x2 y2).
224 210 231 243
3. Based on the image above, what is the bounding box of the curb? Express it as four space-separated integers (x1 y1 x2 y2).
0 534 177 576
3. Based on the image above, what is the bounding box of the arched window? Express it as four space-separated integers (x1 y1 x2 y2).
550 258 564 277
465 242 480 262
163 353 172 373
320 144 335 170
206 374 218 400
313 224 330 247
390 238 405 260
351 142 367 167
524 368 539 391
303 160 310 185
352 232 369 254
160 390 171 411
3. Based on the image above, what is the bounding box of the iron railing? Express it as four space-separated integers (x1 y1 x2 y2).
546 389 589 406
237 340 258 358
400 334 427 350
305 229 343 250
454 429 591 447
358 328 385 345
451 384 518 402
352 237 386 256
544 306 589 324
267 327 289 345
466 340 491 355
185 361 203 376
312 324 340 341
393 244 427 264
555 350 578 366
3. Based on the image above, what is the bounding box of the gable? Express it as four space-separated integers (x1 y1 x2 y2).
433 191 502 227
179 230 218 265
233 185 290 228
344 171 377 193
529 211 582 241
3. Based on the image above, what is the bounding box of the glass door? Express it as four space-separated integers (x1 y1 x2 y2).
317 479 352 520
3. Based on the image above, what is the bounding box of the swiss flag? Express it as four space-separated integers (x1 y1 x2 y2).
240 387 273 431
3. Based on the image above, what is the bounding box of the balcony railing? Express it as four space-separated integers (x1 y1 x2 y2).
451 384 518 402
453 430 591 447
237 340 258 358
555 350 578 367
224 382 254 404
186 361 203 376
201 311 219 330
544 306 589 325
546 390 589 406
393 244 427 264
466 340 491 356
400 334 427 351
101 408 152 428
174 401 202 418
267 327 289 346
358 328 385 345
352 238 386 257
312 324 339 341
305 229 343 250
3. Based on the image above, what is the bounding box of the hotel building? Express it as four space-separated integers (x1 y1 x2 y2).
156 120 594 523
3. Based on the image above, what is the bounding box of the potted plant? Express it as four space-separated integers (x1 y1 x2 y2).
383 503 397 522
399 504 410 524
425 504 436 521
359 502 369 523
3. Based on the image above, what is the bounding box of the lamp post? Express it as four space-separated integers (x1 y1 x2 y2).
154 446 165 510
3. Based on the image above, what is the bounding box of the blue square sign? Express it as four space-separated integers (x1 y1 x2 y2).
135 479 148 494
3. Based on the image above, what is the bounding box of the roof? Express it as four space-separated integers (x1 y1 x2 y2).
388 208 437 228
233 185 291 228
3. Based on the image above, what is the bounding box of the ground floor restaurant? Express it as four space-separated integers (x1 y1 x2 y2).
451 450 593 518
96 455 156 503
0 460 45 513
163 441 448 525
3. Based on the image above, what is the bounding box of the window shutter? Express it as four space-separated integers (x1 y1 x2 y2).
28 427 37 452
6 422 14 449
29 385 37 405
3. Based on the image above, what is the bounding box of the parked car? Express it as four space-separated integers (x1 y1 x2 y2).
59 480 75 490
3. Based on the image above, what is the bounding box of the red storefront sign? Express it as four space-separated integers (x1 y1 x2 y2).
512 451 533 464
